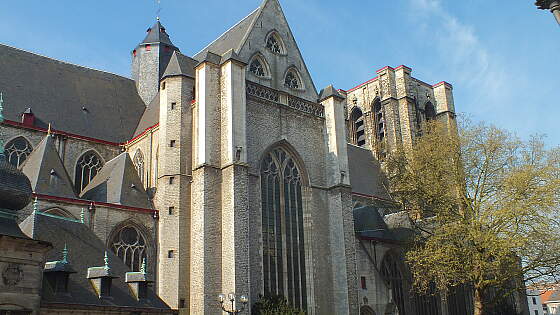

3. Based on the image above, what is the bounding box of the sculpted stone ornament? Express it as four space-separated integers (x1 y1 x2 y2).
536 0 560 25
2 264 24 286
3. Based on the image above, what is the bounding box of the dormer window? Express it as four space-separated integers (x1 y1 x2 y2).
284 69 302 90
248 54 270 78
265 32 285 54
145 44 151 51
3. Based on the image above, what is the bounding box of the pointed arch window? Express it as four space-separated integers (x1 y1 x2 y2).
261 147 307 309
266 32 285 54
381 252 407 315
284 69 302 90
425 102 436 121
350 107 366 147
4 137 33 168
75 151 103 193
110 225 148 272
249 55 269 78
133 150 145 185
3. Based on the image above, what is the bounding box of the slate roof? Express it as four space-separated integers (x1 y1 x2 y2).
80 153 152 209
19 213 171 310
318 85 345 102
0 44 145 143
353 206 415 243
133 93 160 138
0 154 33 211
193 7 260 61
161 51 197 80
347 144 392 201
142 21 175 47
21 135 76 199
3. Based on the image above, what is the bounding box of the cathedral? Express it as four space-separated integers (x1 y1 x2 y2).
0 0 501 314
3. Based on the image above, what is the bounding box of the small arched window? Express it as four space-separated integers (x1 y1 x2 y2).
4 137 33 168
110 225 148 271
249 55 269 78
133 150 145 185
284 69 302 90
381 252 407 315
373 99 385 141
266 32 285 54
425 102 436 121
350 107 365 147
75 151 103 193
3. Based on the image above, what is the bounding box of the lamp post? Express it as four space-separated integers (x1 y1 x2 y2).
218 292 248 315
536 0 560 25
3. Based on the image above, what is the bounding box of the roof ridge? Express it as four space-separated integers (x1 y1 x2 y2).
193 7 260 57
0 43 133 81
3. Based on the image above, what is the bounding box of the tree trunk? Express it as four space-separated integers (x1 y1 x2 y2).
474 287 484 315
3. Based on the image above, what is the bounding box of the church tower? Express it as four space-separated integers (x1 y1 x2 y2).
132 20 179 105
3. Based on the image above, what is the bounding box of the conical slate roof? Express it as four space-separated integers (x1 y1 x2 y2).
21 135 76 199
141 20 175 47
79 152 152 209
161 51 197 80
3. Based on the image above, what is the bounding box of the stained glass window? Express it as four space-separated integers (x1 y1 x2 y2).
261 148 307 310
4 137 32 168
250 57 266 77
75 151 103 193
110 226 147 271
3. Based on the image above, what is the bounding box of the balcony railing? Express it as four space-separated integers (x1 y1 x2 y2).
246 81 324 118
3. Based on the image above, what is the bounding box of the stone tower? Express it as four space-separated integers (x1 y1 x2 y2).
155 51 197 309
132 20 179 105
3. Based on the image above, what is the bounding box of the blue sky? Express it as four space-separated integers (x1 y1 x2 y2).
1 0 558 145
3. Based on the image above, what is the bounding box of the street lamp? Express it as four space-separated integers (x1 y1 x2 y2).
218 292 248 315
536 0 560 25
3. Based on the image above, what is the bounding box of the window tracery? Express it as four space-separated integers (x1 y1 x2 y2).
261 147 307 309
75 151 103 193
110 225 147 272
284 70 301 89
266 33 284 54
133 150 145 185
4 137 32 168
249 57 267 77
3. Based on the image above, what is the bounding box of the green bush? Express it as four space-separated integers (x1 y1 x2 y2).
251 295 306 315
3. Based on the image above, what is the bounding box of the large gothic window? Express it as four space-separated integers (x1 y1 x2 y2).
110 225 148 272
75 151 103 193
249 55 269 78
4 137 32 168
381 252 407 315
284 69 301 90
261 147 307 310
350 107 366 147
266 32 285 54
133 150 145 185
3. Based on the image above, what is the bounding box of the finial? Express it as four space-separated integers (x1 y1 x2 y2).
47 123 52 136
156 0 162 21
140 258 147 274
62 244 69 263
0 92 4 122
104 251 110 271
80 208 85 224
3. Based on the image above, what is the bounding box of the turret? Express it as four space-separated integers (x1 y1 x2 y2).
132 20 179 105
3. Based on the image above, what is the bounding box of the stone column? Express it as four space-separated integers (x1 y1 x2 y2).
394 66 415 150
320 85 358 315
376 67 401 153
219 52 251 305
190 52 223 315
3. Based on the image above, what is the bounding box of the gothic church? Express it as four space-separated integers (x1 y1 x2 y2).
0 0 463 314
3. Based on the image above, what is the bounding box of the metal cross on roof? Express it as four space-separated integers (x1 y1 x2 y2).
156 0 162 21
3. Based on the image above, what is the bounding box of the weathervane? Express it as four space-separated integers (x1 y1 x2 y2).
156 0 162 21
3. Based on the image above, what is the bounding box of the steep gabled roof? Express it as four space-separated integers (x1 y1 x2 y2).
141 20 175 47
21 135 76 199
347 144 392 201
132 92 160 138
193 7 260 61
0 44 146 143
79 153 152 209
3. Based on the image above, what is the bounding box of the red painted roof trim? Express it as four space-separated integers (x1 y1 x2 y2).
33 193 156 214
191 99 196 105
346 76 379 93
357 235 401 244
432 81 453 89
376 65 394 73
126 123 159 145
394 65 412 72
2 120 122 147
